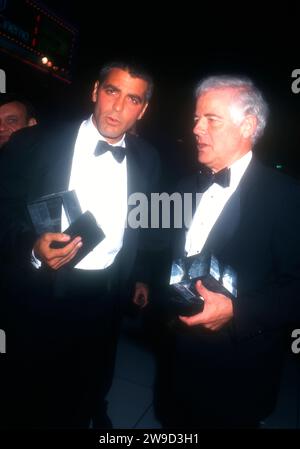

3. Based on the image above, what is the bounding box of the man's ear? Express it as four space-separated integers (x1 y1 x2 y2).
92 81 99 103
28 118 37 127
241 115 257 139
137 102 149 120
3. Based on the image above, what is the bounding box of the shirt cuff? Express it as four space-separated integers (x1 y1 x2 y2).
31 249 42 269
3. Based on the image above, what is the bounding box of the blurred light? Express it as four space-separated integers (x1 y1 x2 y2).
276 164 283 169
41 56 48 64
47 61 53 67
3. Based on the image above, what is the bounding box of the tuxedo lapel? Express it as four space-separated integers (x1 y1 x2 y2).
201 157 258 257
122 135 145 250
115 134 149 282
174 183 241 260
201 187 241 256
125 134 146 198
31 123 80 199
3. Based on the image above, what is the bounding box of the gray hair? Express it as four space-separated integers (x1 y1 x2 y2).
195 75 269 143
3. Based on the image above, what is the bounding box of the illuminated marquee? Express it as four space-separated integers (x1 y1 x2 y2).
0 0 77 83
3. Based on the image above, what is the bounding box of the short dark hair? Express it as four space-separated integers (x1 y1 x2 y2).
0 93 37 121
98 61 154 102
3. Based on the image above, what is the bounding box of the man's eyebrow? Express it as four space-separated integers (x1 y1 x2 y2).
128 94 143 103
102 83 120 92
204 113 223 119
194 113 224 120
102 83 144 103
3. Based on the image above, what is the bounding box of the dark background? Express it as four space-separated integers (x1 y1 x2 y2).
2 2 300 184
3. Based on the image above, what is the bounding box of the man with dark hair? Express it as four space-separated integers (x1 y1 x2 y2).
0 94 37 148
156 75 300 428
0 61 160 428
97 61 154 102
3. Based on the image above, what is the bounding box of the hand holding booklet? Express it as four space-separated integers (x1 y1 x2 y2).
27 190 105 267
169 253 237 316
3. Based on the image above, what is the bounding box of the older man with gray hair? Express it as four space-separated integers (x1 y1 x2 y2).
156 75 300 428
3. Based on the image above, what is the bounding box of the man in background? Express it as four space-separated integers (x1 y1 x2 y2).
0 93 37 149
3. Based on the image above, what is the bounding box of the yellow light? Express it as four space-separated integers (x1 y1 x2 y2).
41 57 48 64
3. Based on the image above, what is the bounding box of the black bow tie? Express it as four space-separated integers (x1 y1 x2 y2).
94 140 126 163
198 166 231 192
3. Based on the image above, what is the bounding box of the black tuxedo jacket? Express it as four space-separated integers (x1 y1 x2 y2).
164 156 300 421
0 121 160 293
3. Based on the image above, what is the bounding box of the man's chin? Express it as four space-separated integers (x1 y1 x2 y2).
100 130 125 144
197 154 208 165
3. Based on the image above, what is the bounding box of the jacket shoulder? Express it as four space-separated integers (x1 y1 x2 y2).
250 157 300 193
125 133 161 175
0 121 80 163
126 133 159 158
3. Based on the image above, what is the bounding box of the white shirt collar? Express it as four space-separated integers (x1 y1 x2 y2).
228 151 252 190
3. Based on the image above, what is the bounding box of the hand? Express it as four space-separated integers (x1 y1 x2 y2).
33 232 82 270
132 282 149 308
179 280 233 331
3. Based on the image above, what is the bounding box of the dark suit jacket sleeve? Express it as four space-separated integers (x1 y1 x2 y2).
0 128 42 266
0 122 79 267
233 180 300 339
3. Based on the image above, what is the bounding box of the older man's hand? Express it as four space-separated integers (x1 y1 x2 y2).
179 280 233 331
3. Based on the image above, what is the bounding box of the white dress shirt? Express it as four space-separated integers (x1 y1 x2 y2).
185 151 252 257
60 116 128 269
